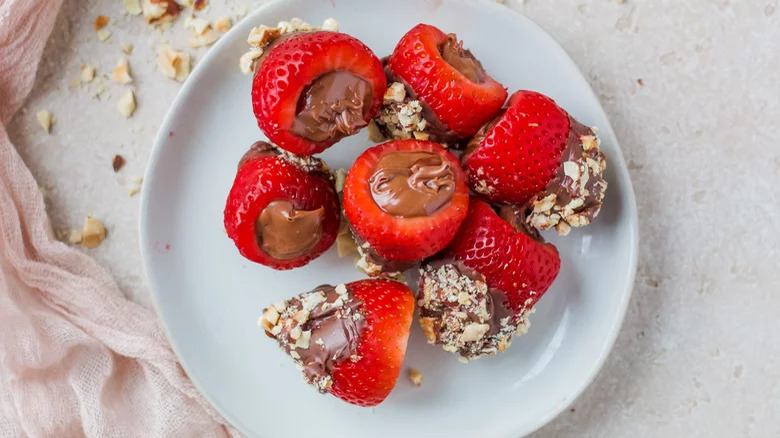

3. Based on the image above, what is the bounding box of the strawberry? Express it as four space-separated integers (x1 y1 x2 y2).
384 24 507 142
252 31 387 155
443 198 560 314
223 142 340 270
259 280 415 407
342 139 469 263
462 91 607 235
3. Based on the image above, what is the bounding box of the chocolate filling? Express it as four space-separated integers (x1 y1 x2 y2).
368 151 455 218
289 70 373 143
438 34 486 83
256 200 324 260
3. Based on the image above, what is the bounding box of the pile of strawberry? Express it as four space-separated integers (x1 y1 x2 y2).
225 20 607 407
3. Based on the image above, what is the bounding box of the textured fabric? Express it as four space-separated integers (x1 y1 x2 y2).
0 1 236 436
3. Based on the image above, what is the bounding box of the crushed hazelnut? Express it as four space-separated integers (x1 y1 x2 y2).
409 369 423 387
193 0 207 10
112 57 133 84
157 45 191 81
117 89 136 118
93 15 109 31
96 29 111 42
36 110 53 133
81 216 106 249
142 0 180 25
214 16 232 32
81 65 95 82
112 155 126 172
123 0 142 15
122 43 134 54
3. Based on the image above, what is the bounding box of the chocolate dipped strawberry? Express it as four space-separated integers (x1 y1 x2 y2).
247 21 386 155
417 198 560 360
373 24 507 146
342 140 469 276
463 90 608 235
259 279 415 407
224 141 340 270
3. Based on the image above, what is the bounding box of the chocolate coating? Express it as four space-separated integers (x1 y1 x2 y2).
546 118 603 208
383 64 464 146
439 33 486 83
238 140 279 169
290 70 373 143
498 204 542 242
369 151 455 218
256 200 324 260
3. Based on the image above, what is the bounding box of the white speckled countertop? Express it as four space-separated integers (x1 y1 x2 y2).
8 0 780 436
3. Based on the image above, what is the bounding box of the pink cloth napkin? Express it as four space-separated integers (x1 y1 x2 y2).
0 1 237 436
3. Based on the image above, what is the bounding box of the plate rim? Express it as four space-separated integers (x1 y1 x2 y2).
139 0 639 436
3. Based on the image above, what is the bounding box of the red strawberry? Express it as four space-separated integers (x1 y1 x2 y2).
444 198 560 313
252 31 387 155
385 24 507 141
259 280 415 407
463 90 608 224
223 142 340 270
343 139 469 262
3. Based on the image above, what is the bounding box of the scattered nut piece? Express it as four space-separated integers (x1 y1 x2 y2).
214 16 232 32
409 369 423 387
123 0 142 15
64 229 83 245
321 17 339 31
157 45 191 81
117 89 136 118
142 0 180 25
112 155 126 172
238 49 263 75
189 27 219 48
81 65 95 82
112 57 133 84
36 110 53 133
128 185 141 197
193 0 207 10
122 43 134 54
81 216 106 249
96 29 112 42
185 16 210 35
93 15 109 31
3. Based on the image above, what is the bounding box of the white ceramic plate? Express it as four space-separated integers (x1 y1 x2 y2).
140 0 638 436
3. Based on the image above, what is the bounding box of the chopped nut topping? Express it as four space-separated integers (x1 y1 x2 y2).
525 126 607 234
117 89 136 118
112 57 133 84
239 17 339 74
157 45 191 81
81 216 106 249
36 110 53 133
409 369 424 387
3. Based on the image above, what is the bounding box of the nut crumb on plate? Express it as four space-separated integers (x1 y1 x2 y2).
117 89 136 118
36 110 53 133
81 216 106 249
112 57 133 84
123 0 142 15
81 65 95 82
157 45 191 81
214 16 232 32
112 155 126 172
409 369 423 387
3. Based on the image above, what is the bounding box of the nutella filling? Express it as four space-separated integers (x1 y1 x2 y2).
438 34 486 83
368 151 455 218
290 70 373 143
293 286 366 384
256 200 324 260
